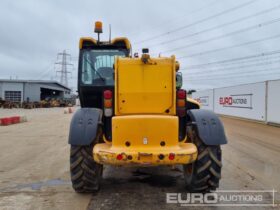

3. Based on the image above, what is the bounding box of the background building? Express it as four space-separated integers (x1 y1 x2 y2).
0 79 71 103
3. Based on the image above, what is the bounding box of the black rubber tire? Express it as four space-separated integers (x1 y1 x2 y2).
70 143 103 193
184 126 222 193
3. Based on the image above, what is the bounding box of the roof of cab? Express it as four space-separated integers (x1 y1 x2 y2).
79 37 131 50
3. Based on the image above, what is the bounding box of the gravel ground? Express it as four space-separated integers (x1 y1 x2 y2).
0 108 279 210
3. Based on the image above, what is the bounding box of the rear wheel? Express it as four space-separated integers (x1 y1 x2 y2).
70 128 103 193
184 126 222 193
70 145 103 192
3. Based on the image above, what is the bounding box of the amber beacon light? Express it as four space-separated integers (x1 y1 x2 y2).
94 21 103 33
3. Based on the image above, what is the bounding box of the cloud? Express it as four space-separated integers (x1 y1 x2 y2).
0 0 280 90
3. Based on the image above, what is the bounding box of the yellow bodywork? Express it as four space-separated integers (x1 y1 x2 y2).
114 56 176 115
93 54 198 166
93 115 197 165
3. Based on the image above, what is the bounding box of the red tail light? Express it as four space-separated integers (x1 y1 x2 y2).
177 89 186 99
177 89 187 117
104 90 112 99
104 90 113 117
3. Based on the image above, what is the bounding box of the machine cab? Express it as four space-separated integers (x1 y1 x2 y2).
78 21 131 108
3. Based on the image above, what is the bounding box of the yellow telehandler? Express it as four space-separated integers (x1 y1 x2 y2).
68 21 227 193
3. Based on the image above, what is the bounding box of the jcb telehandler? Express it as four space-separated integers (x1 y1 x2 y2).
69 21 227 193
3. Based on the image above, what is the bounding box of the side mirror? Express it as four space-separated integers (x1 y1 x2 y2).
176 72 183 89
142 48 149 54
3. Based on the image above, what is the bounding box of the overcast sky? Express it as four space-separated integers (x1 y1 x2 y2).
1 0 280 91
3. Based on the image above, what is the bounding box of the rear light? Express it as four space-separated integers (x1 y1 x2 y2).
177 99 185 107
104 108 113 117
117 154 123 160
104 90 112 99
177 89 187 117
104 100 112 108
103 90 113 117
177 89 186 99
168 153 175 160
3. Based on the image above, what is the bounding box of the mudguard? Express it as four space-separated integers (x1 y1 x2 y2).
187 109 227 145
68 108 102 145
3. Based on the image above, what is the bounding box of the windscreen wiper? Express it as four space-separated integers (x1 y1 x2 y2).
84 57 105 81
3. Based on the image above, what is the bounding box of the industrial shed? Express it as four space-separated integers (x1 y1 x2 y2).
0 79 71 103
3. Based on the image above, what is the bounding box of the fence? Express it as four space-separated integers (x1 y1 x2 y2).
192 79 280 124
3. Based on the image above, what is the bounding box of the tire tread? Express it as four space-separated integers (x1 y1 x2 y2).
70 145 102 193
184 127 222 193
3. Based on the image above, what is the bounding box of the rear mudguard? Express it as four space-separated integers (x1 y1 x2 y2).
187 109 227 145
68 108 102 145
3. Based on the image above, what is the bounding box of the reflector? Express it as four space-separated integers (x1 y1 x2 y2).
117 154 123 160
168 153 175 160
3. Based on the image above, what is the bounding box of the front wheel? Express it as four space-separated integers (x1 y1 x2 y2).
183 127 222 193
